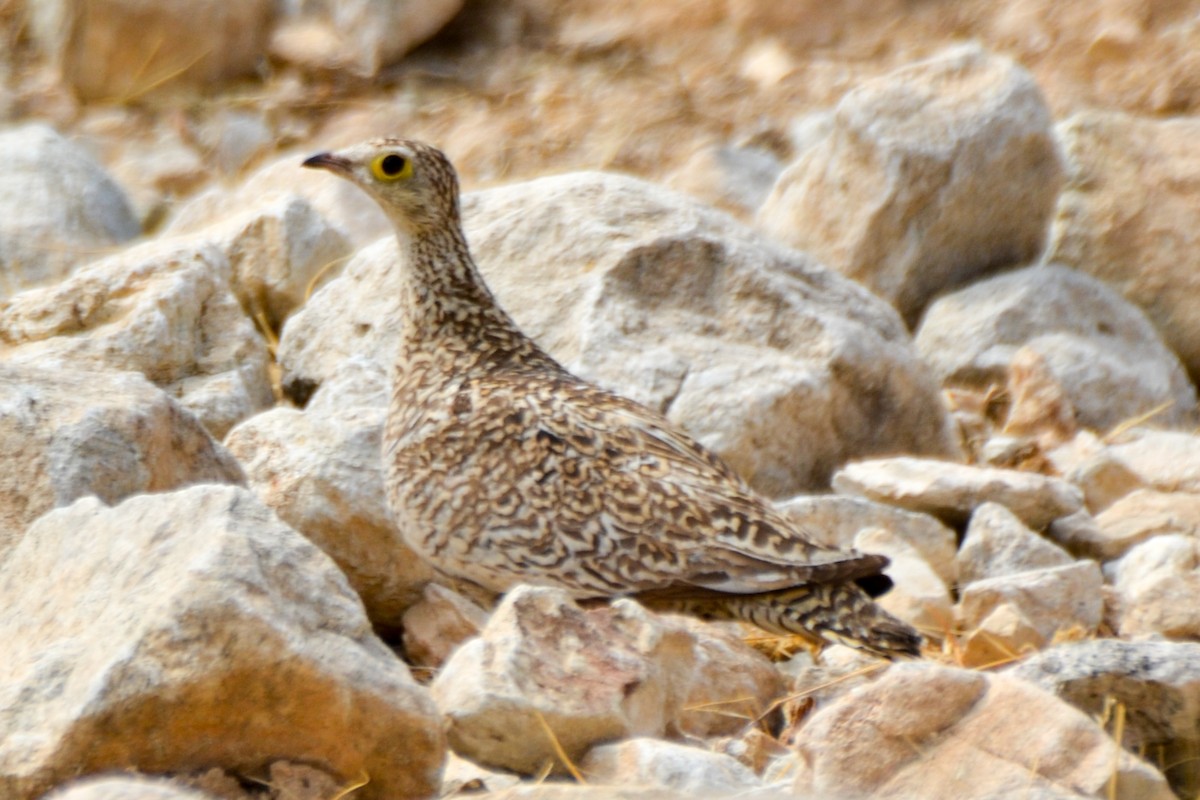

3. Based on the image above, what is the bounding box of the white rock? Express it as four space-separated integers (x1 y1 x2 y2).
957 502 1074 585
581 738 761 794
281 171 959 497
181 192 350 330
791 662 1173 799
1010 639 1200 750
43 776 212 800
0 485 444 800
429 587 782 775
0 123 138 296
224 402 434 628
775 494 958 587
1047 430 1145 513
1092 490 1200 562
1049 111 1200 379
1107 534 1200 639
0 238 274 438
914 264 1197 431
757 44 1062 324
959 561 1104 646
833 456 1084 529
270 0 464 77
26 0 273 101
0 364 244 558
1107 429 1200 495
402 583 490 669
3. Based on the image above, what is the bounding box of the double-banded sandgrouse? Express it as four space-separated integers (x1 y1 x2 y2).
303 139 921 658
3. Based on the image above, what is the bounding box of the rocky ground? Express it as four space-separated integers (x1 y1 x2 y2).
3 1 1200 799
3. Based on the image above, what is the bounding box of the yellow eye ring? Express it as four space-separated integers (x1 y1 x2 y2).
370 153 413 181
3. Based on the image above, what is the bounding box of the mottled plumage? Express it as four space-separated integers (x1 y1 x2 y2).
302 139 922 658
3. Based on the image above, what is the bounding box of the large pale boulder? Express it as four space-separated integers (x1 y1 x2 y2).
1049 111 1200 380
269 0 464 77
0 238 274 438
26 0 273 101
429 587 782 775
0 123 138 296
224 398 434 629
280 171 958 496
915 264 1198 431
790 662 1173 799
757 44 1062 325
0 364 244 557
0 485 444 800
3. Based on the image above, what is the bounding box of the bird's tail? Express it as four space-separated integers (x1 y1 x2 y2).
669 582 923 660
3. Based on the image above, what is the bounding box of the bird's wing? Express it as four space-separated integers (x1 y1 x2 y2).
508 373 888 596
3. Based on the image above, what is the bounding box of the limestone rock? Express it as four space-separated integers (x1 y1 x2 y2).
1047 431 1145 514
25 0 273 101
44 776 213 800
1092 490 1200 562
757 44 1062 325
0 238 274 439
580 739 761 794
775 494 957 587
224 400 433 629
0 485 444 800
402 583 490 669
832 457 1083 529
1106 534 1200 640
0 364 244 558
959 561 1104 648
280 171 958 497
1049 111 1200 380
1107 429 1200 495
914 264 1198 431
0 123 138 296
790 662 1173 799
959 602 1045 668
853 526 953 636
270 0 464 77
180 192 351 331
957 502 1074 585
429 587 782 775
1010 639 1200 749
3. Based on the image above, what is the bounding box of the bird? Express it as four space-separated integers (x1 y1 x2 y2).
302 138 922 659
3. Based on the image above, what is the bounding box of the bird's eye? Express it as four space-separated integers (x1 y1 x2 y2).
370 153 412 181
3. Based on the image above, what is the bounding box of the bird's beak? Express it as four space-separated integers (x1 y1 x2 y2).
302 152 352 174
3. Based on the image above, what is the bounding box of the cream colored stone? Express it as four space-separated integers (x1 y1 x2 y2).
0 364 244 558
915 264 1197 431
1047 431 1145 514
224 402 433 628
0 238 274 438
402 583 490 669
833 457 1083 529
791 662 1173 799
580 738 761 794
959 561 1104 645
270 0 464 77
1107 534 1200 640
1093 489 1200 562
758 44 1061 324
960 602 1044 668
1107 429 1200 495
0 123 138 296
43 776 213 800
957 502 1073 585
280 171 958 497
854 526 953 637
1049 111 1200 379
429 588 782 775
0 485 444 800
26 0 273 101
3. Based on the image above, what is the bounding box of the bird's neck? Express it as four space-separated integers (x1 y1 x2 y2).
396 223 557 373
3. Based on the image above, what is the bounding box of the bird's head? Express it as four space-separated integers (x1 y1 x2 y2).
302 138 461 236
